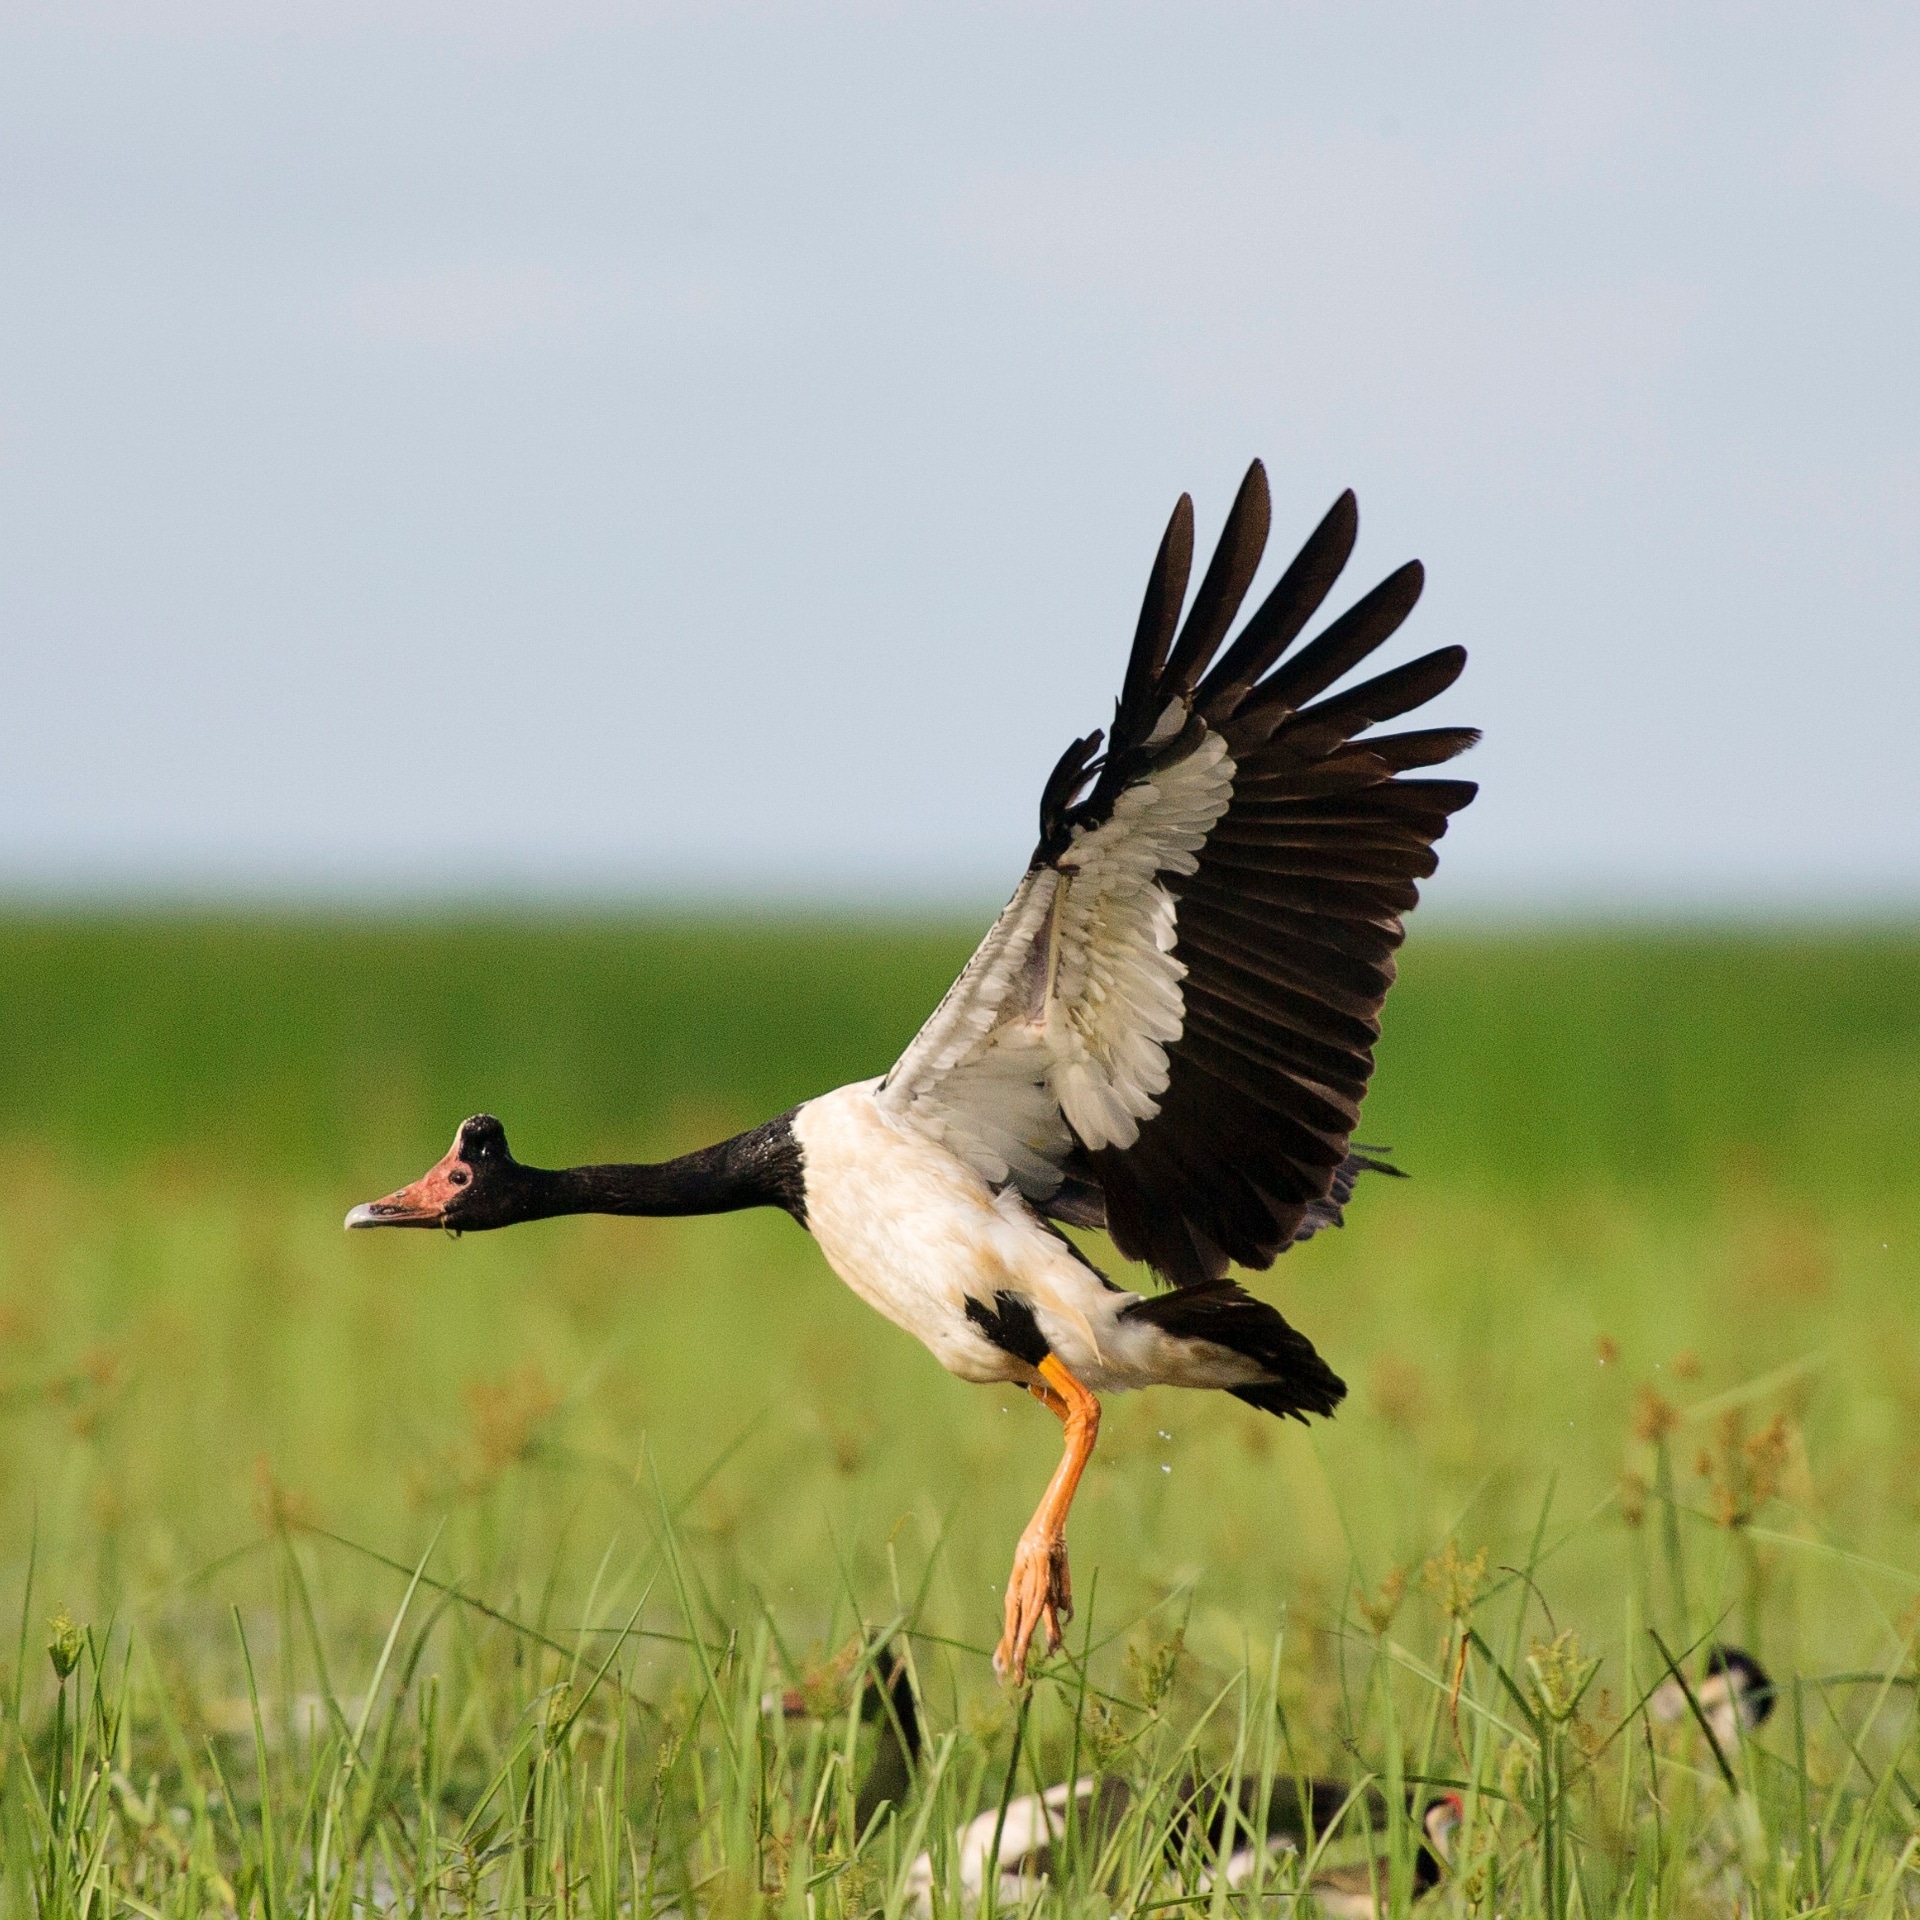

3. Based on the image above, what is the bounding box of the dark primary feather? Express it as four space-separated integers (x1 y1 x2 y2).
1115 493 1194 741
1277 645 1468 750
1224 559 1426 748
1364 728 1482 773
1160 459 1271 698
1041 459 1476 1286
1194 488 1357 722
1292 1149 1403 1244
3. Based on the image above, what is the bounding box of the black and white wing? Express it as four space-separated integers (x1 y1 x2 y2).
877 461 1478 1286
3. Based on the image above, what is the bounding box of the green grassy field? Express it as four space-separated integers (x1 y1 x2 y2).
2 914 1917 1916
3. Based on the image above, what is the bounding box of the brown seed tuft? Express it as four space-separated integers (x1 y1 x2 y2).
1368 1354 1427 1433
465 1363 562 1476
1618 1471 1648 1527
1633 1387 1679 1443
253 1455 319 1534
1354 1564 1408 1637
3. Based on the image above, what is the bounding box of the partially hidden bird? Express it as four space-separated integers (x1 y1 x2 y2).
779 1649 1463 1912
926 1777 1465 1919
346 460 1478 1684
1648 1644 1776 1750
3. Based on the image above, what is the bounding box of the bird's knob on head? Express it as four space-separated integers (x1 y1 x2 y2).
345 1114 525 1233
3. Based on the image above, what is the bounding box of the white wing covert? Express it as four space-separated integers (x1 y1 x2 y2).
878 867 1068 1195
878 730 1236 1193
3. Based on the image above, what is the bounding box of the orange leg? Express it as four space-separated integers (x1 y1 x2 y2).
994 1354 1101 1686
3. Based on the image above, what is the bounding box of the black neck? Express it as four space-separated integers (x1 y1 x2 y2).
496 1113 806 1226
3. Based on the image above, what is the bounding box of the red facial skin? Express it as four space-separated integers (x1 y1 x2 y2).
344 1144 472 1228
1428 1791 1467 1854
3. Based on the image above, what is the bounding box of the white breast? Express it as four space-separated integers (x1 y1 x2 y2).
791 1081 1269 1397
792 1080 1036 1382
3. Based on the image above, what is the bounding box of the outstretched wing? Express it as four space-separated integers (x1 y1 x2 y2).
877 461 1477 1285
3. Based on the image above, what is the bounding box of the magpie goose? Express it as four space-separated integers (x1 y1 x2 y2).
777 1652 1464 1912
347 461 1477 1683
1649 1644 1777 1749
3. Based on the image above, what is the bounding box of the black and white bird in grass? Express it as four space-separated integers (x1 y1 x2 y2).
771 1651 1459 1904
777 1648 1464 1912
347 461 1479 1684
1649 1645 1777 1749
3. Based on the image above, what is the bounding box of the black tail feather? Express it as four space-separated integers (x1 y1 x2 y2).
1121 1278 1346 1421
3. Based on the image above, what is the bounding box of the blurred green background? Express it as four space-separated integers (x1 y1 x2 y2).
2 914 1917 1707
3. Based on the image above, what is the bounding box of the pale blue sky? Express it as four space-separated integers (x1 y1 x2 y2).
1 3 1914 906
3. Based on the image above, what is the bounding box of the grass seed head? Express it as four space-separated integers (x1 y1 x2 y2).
1632 1387 1679 1443
1526 1629 1599 1724
465 1362 562 1477
1697 1407 1795 1528
47 1604 83 1680
1618 1470 1648 1527
829 1853 874 1912
1081 1697 1128 1771
1369 1355 1427 1433
1354 1564 1408 1637
1745 1413 1791 1500
789 1636 863 1719
1421 1539 1488 1621
251 1454 318 1534
1125 1626 1186 1711
961 1693 1013 1743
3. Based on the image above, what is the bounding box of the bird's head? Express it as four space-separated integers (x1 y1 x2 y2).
1647 1642 1775 1747
344 1115 534 1233
1424 1791 1466 1861
1701 1645 1776 1736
